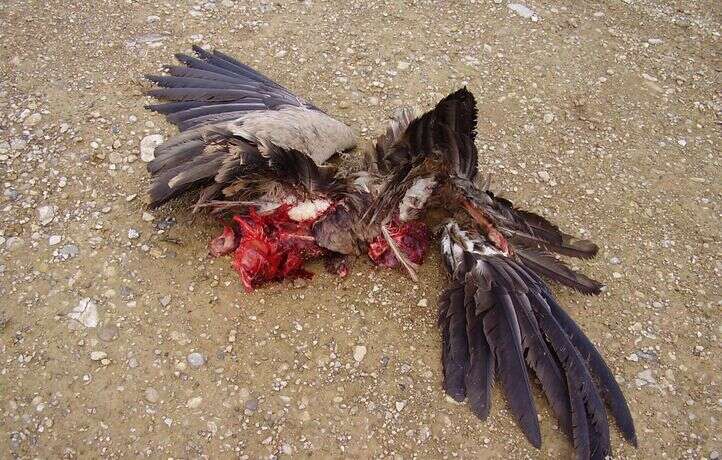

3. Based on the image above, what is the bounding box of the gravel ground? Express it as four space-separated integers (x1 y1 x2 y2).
1 0 720 458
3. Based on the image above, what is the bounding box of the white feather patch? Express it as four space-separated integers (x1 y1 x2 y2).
398 176 437 222
288 199 332 222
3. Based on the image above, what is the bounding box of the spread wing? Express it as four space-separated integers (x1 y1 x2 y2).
144 46 356 208
147 126 344 211
365 88 478 225
367 87 604 293
438 221 636 458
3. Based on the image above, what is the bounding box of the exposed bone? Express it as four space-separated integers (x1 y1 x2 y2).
381 224 419 282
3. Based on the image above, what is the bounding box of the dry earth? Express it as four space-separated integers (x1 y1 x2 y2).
1 0 720 459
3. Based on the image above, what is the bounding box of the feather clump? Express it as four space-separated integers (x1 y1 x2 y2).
438 222 636 459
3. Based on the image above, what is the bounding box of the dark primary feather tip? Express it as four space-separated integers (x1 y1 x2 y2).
563 236 599 259
438 221 636 457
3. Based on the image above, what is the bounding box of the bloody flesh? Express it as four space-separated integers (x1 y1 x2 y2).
210 206 325 291
367 221 430 268
210 208 431 290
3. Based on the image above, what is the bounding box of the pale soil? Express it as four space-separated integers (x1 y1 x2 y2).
0 0 720 459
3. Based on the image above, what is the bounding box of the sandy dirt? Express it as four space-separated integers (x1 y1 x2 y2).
1 0 720 458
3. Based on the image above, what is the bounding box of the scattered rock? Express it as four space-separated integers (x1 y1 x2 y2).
186 396 203 408
24 113 42 127
97 324 119 342
90 351 108 361
128 228 140 239
508 3 538 21
5 237 24 252
244 398 259 412
642 73 658 82
140 134 164 162
11 139 26 151
68 298 99 329
58 244 79 259
353 345 367 362
418 426 431 442
48 235 62 246
144 387 160 403
635 369 656 387
537 170 551 182
159 295 172 307
417 298 428 307
187 352 205 368
37 205 56 226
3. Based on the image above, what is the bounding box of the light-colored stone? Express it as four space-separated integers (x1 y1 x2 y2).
90 351 107 361
353 345 367 363
187 352 205 368
37 205 56 226
537 170 551 182
68 298 99 329
144 387 160 403
24 113 42 127
140 134 164 162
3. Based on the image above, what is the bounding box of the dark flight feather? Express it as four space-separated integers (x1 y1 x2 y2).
544 290 638 446
463 273 494 419
438 221 635 458
438 282 469 401
483 287 542 448
487 193 599 259
512 290 573 439
165 102 267 124
530 291 611 459
145 74 257 90
515 248 604 295
164 65 256 84
145 88 262 103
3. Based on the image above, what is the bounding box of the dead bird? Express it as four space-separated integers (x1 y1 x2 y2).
143 46 429 289
365 88 637 458
143 47 637 458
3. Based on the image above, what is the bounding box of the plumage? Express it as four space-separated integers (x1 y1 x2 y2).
463 274 495 419
545 290 638 446
438 282 468 401
143 47 361 213
515 248 604 295
141 51 637 457
483 289 542 447
530 291 611 460
437 221 635 459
